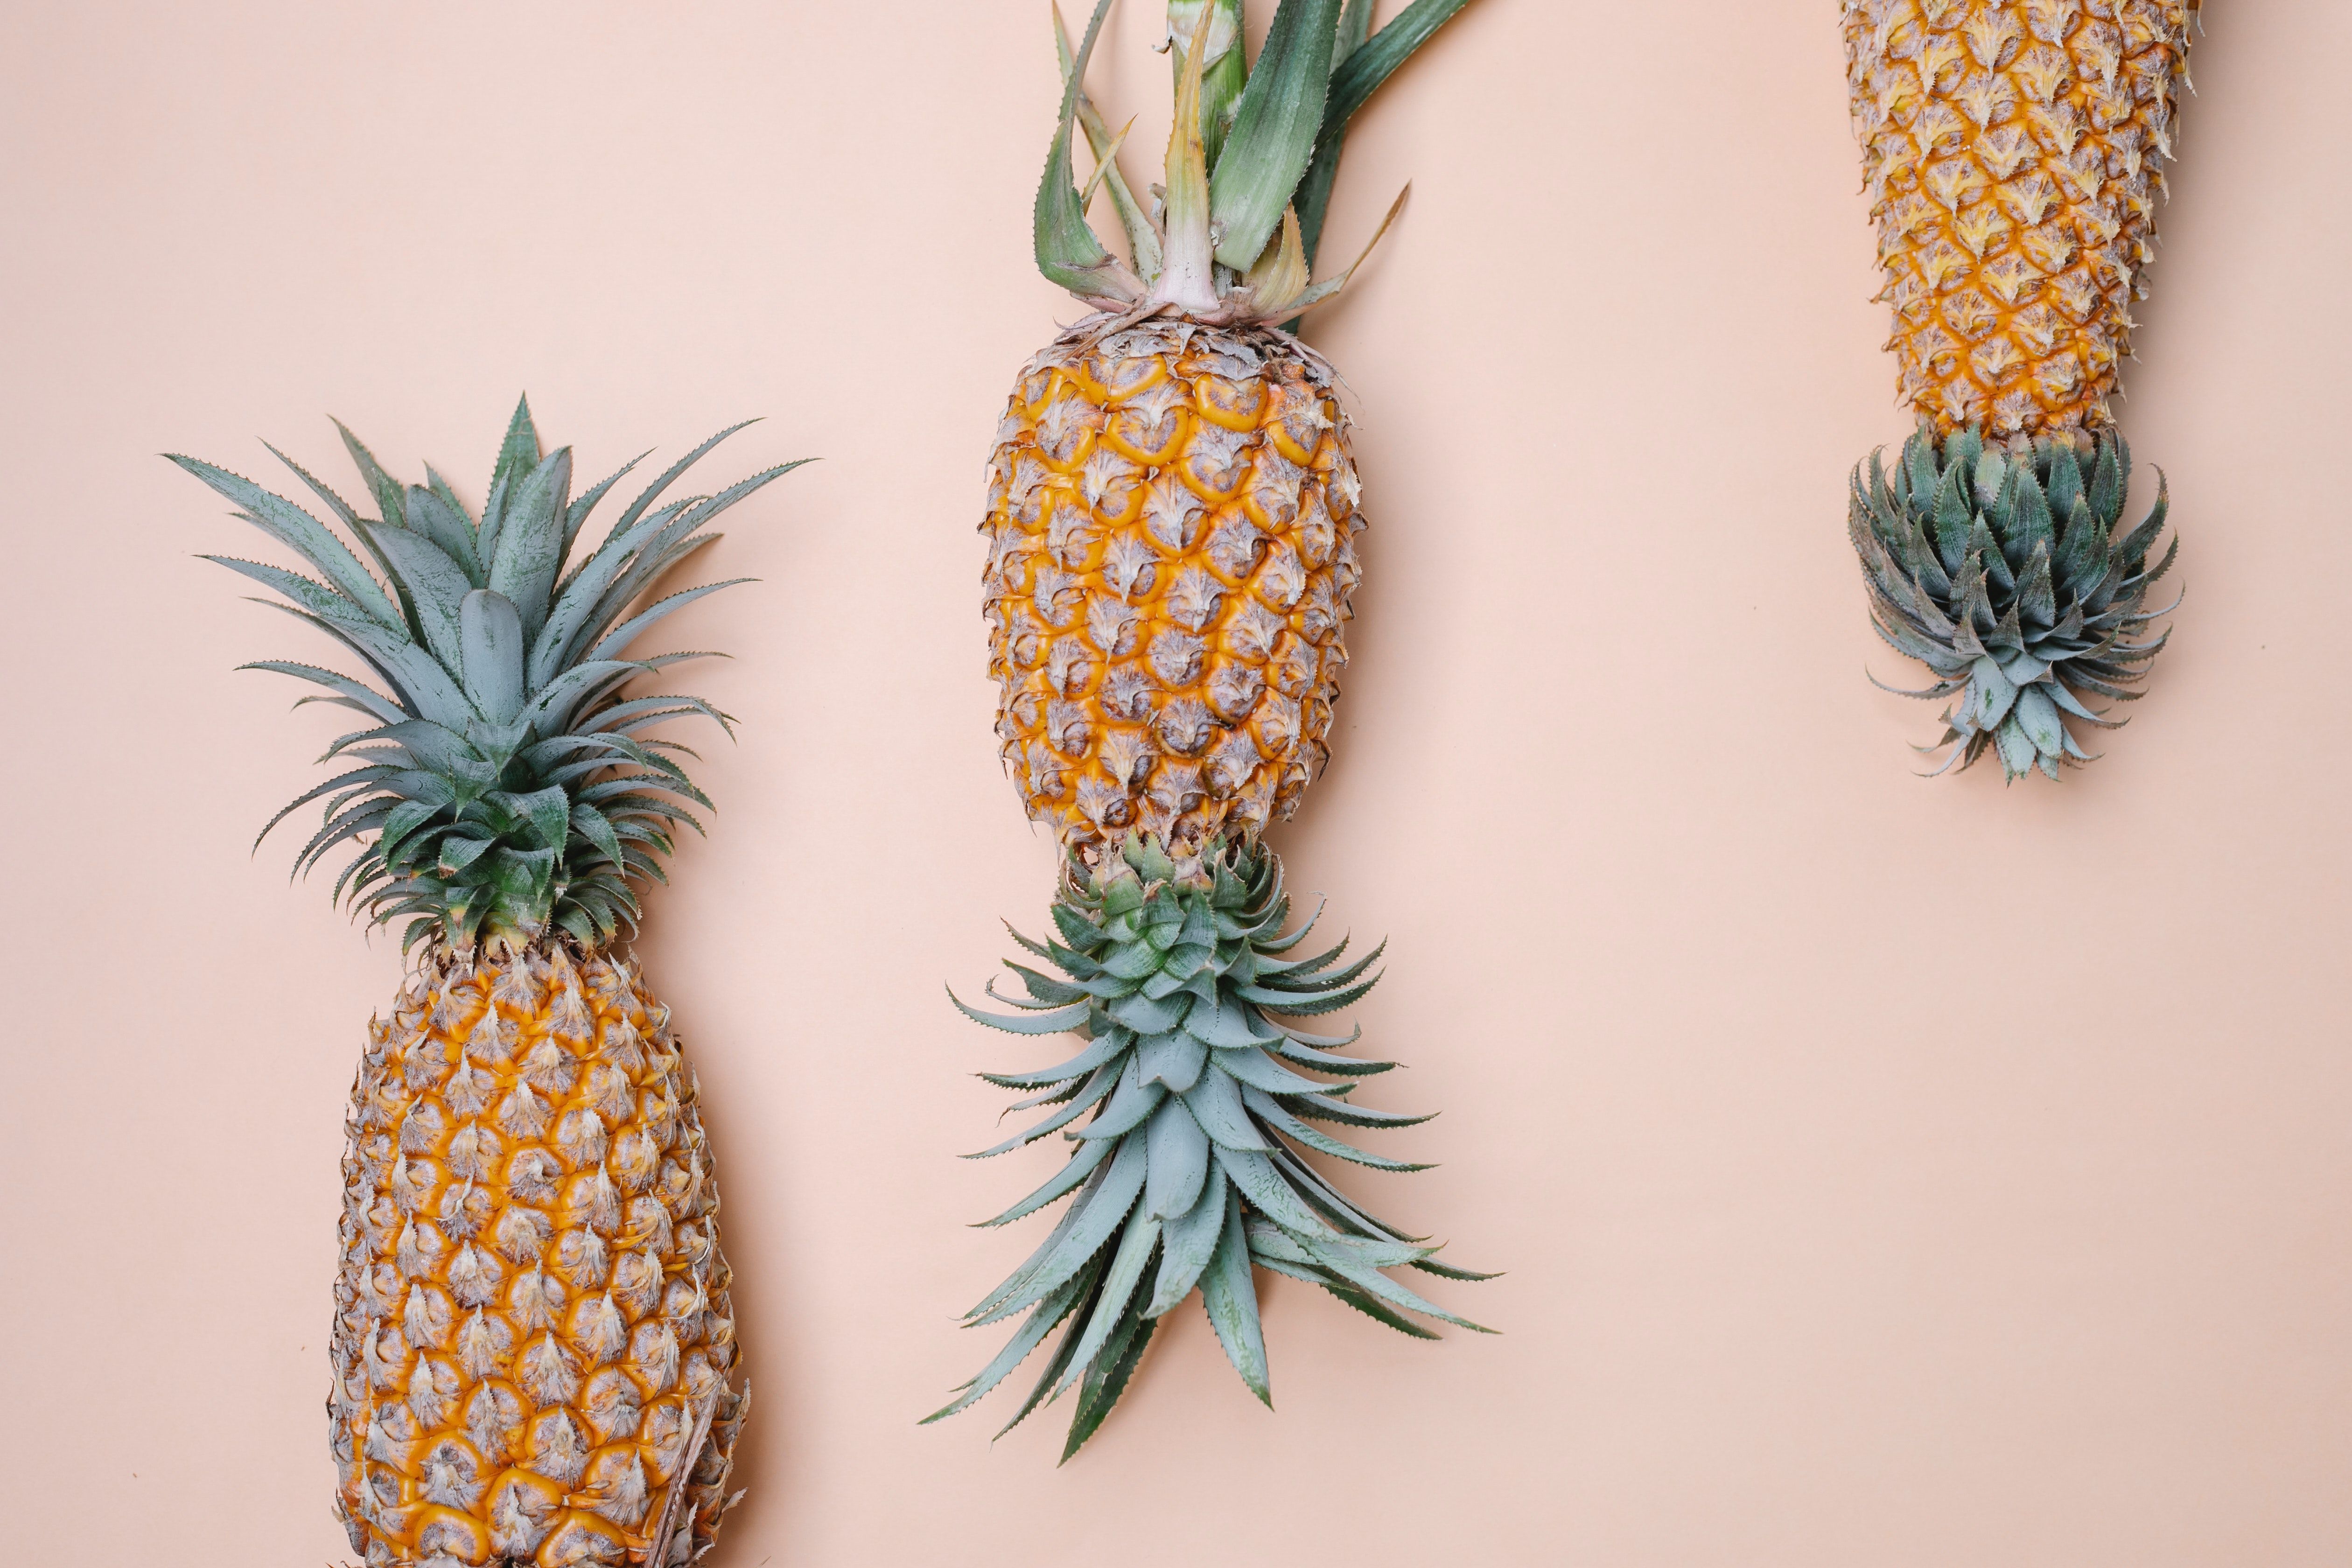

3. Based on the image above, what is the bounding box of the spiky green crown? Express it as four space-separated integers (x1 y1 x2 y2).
1851 426 2177 783
1039 0 1472 326
173 398 804 953
932 835 1489 1458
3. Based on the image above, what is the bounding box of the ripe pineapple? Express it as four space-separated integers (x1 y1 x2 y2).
1841 0 2194 778
937 0 1490 1459
174 400 801 1566
987 315 1360 850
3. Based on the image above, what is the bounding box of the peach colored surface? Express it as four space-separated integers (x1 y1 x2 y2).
4 3 2349 1564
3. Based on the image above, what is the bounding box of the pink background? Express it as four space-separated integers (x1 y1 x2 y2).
5 2 2348 1563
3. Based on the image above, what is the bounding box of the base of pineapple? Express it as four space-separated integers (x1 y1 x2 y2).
329 943 746 1566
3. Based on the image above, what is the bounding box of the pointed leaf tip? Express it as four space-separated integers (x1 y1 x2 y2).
1036 0 1142 302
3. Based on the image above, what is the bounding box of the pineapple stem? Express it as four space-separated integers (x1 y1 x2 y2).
1146 0 1222 313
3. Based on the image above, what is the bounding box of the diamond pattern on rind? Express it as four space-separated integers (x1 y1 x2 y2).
330 949 746 1565
1844 0 2195 439
980 321 1362 853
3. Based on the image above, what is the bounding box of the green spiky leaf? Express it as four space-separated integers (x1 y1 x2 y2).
935 837 1488 1451
1035 0 1138 301
178 402 801 951
1849 426 2174 783
1208 0 1342 270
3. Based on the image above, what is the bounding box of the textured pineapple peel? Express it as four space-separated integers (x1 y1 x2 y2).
1852 424 2177 782
171 398 806 953
1842 1 2197 775
334 945 748 1566
985 314 1367 853
935 835 1491 1460
1041 0 1468 324
1843 0 2199 441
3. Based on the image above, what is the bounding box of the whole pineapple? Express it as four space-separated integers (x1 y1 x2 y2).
174 400 802 1566
1841 0 2193 778
938 0 1490 1460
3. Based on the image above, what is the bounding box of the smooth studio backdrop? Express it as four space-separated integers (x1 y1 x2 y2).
4 3 2348 1563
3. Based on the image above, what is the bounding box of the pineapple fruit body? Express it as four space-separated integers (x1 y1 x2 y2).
940 0 1491 1455
1840 0 2193 777
175 400 792 1548
332 945 744 1567
1843 0 2198 443
983 318 1362 859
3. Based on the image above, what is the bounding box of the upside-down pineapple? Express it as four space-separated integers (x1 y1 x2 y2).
175 401 801 1565
1841 0 2194 779
932 0 1490 1459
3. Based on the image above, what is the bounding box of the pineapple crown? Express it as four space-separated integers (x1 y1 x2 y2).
1038 0 1472 327
172 398 805 954
936 832 1489 1457
1851 424 2177 783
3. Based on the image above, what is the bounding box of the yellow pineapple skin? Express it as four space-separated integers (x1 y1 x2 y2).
330 946 745 1567
1844 0 2196 441
982 317 1363 855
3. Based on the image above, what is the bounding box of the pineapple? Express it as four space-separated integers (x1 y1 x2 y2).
1841 0 2194 778
935 0 1491 1459
173 399 802 1566
987 310 1361 848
